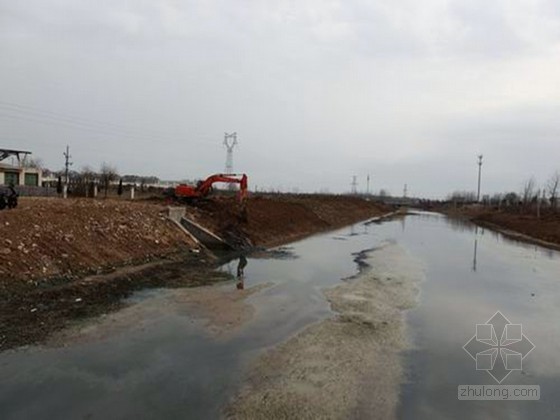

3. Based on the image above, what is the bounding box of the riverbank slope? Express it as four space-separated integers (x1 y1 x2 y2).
443 206 560 249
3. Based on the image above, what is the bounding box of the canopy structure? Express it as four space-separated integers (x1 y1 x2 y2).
0 149 31 163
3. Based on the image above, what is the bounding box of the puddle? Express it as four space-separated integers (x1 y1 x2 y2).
1 212 560 419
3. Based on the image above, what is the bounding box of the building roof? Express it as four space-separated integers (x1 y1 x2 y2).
0 149 32 162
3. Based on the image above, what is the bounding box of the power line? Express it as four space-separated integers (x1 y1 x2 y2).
0 101 160 137
0 101 217 147
0 111 217 148
0 100 213 141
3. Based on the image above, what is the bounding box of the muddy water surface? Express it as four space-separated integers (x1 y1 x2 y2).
0 220 387 419
397 212 560 419
1 213 560 419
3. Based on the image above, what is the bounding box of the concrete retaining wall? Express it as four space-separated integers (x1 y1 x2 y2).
167 207 233 251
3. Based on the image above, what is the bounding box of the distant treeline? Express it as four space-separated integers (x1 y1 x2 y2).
447 170 560 214
42 163 163 197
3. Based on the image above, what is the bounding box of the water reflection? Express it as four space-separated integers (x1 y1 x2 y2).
398 212 560 420
472 226 480 272
236 255 247 290
445 216 478 233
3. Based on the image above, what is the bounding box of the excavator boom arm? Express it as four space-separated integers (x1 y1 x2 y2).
172 173 248 202
197 174 247 196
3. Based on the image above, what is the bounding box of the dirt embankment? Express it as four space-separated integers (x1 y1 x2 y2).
443 206 560 249
227 244 424 420
188 194 392 247
0 195 390 283
0 198 197 283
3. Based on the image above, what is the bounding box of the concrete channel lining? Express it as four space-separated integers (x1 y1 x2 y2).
167 206 234 251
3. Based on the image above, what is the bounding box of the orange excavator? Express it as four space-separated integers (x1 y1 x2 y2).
167 173 248 203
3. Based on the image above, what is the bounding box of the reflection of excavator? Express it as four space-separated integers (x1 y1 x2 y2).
167 173 248 203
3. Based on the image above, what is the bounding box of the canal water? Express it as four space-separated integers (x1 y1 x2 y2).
397 213 560 419
0 212 559 419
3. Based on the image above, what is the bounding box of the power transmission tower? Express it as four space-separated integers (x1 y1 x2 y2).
351 175 358 195
63 145 73 184
477 154 483 202
403 183 408 198
224 132 238 174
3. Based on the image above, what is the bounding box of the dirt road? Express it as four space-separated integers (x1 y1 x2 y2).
226 243 424 419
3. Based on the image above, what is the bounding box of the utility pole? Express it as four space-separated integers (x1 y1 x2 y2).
351 175 358 195
477 154 483 202
63 145 73 199
366 174 370 195
63 145 73 185
224 132 238 174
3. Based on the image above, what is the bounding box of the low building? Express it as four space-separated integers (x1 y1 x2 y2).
0 149 43 187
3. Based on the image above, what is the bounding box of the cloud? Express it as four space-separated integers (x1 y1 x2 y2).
0 0 559 197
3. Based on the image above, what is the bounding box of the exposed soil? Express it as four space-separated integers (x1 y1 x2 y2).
226 244 424 420
0 194 389 350
443 206 560 249
0 197 197 283
0 195 389 283
187 194 391 248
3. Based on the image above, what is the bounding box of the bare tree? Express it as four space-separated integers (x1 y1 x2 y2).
546 171 560 212
503 192 519 208
80 166 97 185
379 189 391 198
521 177 536 209
79 166 98 197
23 157 44 169
99 163 118 198
490 193 503 207
447 190 476 204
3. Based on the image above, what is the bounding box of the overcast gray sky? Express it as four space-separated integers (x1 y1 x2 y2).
1 0 559 197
